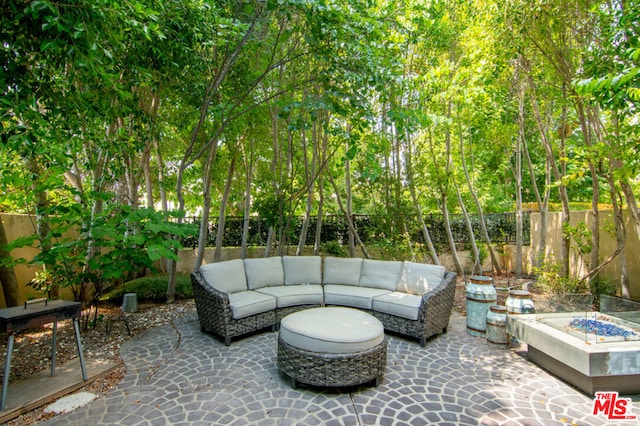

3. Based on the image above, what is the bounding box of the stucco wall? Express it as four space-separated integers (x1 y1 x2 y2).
2 210 639 307
503 211 640 299
0 213 43 305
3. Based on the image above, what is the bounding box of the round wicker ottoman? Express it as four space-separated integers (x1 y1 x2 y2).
277 307 387 389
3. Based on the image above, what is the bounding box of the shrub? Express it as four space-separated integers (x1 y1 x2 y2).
320 241 348 257
103 273 192 303
533 263 617 307
533 263 589 295
590 278 617 306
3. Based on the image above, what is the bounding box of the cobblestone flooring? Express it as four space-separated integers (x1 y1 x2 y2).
39 313 639 425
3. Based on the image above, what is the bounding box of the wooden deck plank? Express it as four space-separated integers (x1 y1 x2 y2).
0 358 119 424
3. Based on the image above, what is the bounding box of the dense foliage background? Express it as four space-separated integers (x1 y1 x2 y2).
1 0 638 302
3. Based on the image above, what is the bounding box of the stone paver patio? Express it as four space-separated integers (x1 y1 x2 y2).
38 312 638 425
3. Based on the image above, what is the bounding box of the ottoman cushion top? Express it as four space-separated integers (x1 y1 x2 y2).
279 307 384 354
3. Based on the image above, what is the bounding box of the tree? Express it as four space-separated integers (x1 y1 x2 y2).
3 0 638 303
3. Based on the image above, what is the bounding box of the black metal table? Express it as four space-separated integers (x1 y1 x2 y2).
0 299 87 410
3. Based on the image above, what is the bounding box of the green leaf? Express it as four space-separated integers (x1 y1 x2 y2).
148 245 178 262
125 233 146 245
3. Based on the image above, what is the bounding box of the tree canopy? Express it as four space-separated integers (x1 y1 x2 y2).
1 0 639 303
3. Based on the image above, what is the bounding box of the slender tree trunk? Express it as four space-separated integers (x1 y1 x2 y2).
72 137 109 319
527 72 571 277
392 119 403 238
459 131 500 273
214 154 237 262
297 126 316 256
451 123 480 269
267 95 281 258
608 113 640 268
596 111 630 297
170 5 265 299
522 119 549 270
406 132 439 264
314 190 324 255
314 127 327 255
557 88 572 278
27 159 58 298
382 104 392 232
575 99 601 280
264 84 284 257
193 143 218 271
606 164 629 297
241 141 254 259
345 137 356 257
265 227 275 257
442 101 463 276
455 182 480 274
412 197 440 265
441 193 463 276
427 123 462 275
155 139 168 213
123 150 139 209
515 66 525 279
82 145 108 305
141 141 153 208
153 137 170 273
327 173 370 259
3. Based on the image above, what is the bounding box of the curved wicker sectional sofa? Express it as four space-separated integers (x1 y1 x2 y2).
190 256 457 347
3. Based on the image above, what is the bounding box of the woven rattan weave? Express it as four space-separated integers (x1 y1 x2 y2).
191 260 457 347
372 271 457 346
191 273 276 345
277 337 387 388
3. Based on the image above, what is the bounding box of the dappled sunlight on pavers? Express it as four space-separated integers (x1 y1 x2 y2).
37 312 620 425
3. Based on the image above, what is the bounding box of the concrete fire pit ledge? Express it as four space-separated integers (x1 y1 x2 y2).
507 311 640 396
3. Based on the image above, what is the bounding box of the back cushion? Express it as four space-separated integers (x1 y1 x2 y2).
397 262 446 296
323 257 363 286
199 259 247 294
282 256 322 285
358 259 403 291
244 257 284 290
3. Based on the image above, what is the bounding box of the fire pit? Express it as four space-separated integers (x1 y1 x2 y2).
568 316 638 340
507 297 640 396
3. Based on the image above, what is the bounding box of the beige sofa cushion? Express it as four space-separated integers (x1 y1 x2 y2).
256 285 323 308
279 307 384 354
228 290 276 319
323 284 391 310
397 262 446 296
358 259 403 291
199 259 247 294
282 256 322 285
244 257 284 290
323 257 363 286
372 292 423 320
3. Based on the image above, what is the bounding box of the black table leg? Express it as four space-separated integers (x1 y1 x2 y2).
73 319 87 381
1 334 15 411
51 321 57 376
